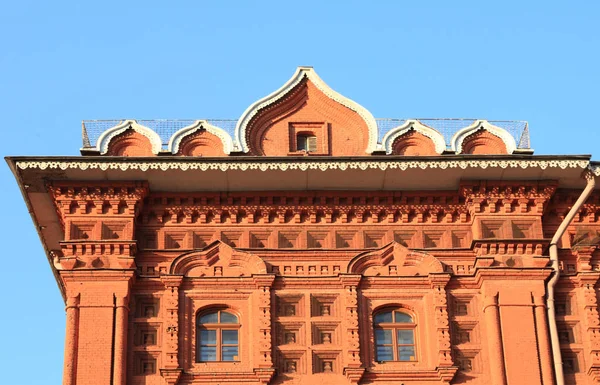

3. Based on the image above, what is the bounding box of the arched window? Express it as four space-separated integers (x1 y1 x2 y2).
296 133 317 152
197 309 240 362
373 309 416 362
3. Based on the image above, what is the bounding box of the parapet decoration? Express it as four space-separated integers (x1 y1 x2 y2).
451 120 517 155
97 120 162 155
83 68 531 157
234 66 379 155
167 120 234 155
381 120 446 155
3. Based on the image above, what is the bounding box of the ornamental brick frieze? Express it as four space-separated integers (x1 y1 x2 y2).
47 182 148 271
545 189 600 225
48 181 149 224
138 191 470 226
460 180 557 215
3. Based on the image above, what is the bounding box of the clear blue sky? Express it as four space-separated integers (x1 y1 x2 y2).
1 1 599 383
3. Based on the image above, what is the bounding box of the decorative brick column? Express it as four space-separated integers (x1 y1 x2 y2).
253 275 276 384
430 274 452 366
160 275 184 385
63 295 80 385
430 273 456 383
113 295 129 385
483 293 507 385
340 275 365 384
576 272 600 382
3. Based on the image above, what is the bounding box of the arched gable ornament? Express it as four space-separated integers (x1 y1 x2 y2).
169 240 267 277
96 120 162 155
234 66 379 154
381 119 446 155
450 120 517 154
347 242 443 276
167 120 234 155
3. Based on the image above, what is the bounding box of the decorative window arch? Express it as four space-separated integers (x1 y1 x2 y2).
373 307 417 362
196 308 240 362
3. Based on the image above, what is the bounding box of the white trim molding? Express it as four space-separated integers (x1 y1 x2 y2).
96 120 163 155
167 120 234 155
16 159 590 173
451 120 517 154
234 66 379 154
381 120 446 155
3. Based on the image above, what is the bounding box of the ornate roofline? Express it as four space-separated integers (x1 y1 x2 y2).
167 120 234 154
96 120 163 155
450 120 517 154
234 66 378 154
15 158 590 172
381 120 446 154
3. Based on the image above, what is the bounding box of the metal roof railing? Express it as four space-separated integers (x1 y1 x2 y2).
82 118 530 151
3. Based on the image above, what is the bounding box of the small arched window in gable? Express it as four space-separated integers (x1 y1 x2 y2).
197 309 240 362
374 308 416 362
296 133 317 152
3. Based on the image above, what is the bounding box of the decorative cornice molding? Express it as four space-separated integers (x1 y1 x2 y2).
381 120 446 155
167 120 234 155
234 67 378 154
96 120 163 155
16 158 590 172
450 120 517 154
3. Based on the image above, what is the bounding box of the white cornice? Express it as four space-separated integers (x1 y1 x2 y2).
96 120 163 155
381 120 446 155
167 120 234 155
16 159 589 172
234 67 379 154
450 120 517 154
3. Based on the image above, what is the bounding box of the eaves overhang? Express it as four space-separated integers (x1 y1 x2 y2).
5 154 597 300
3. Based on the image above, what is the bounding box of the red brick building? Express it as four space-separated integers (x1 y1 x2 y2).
7 67 600 385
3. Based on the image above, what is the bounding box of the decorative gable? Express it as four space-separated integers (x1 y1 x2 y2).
169 240 267 277
234 67 378 156
347 242 443 276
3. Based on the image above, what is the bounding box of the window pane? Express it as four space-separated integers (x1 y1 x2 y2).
222 346 239 361
399 346 415 361
199 346 217 361
297 135 308 151
200 329 216 345
199 312 218 324
220 312 238 324
222 330 238 345
376 346 393 361
375 329 393 344
395 312 413 323
374 311 393 324
397 330 414 345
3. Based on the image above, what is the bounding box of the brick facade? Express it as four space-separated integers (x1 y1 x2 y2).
8 67 600 384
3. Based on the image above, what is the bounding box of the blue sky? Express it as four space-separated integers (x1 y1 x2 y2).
1 1 599 383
